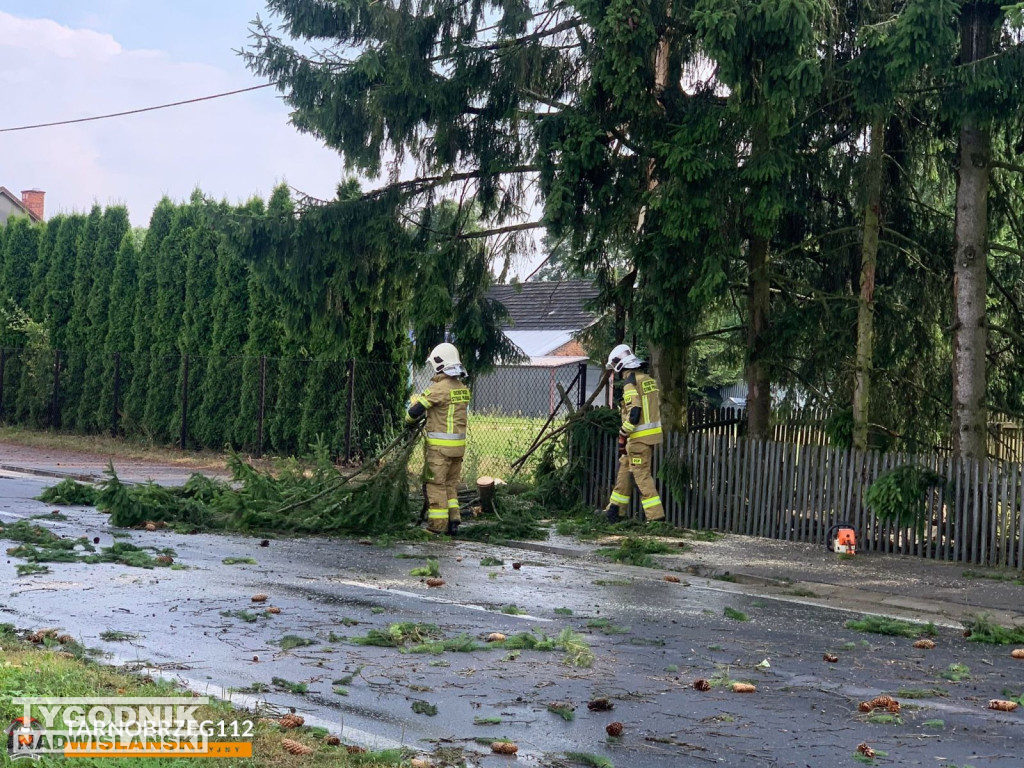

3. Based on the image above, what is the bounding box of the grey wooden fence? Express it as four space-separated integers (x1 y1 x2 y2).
688 406 1024 462
687 406 832 445
584 432 1024 570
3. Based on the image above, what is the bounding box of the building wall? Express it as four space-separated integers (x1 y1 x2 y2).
550 339 587 357
0 197 22 225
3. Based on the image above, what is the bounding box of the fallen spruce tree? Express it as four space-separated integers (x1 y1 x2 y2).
37 428 550 540
34 405 646 542
94 431 422 536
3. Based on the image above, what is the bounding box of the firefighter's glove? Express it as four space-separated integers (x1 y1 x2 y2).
617 434 628 457
403 407 422 428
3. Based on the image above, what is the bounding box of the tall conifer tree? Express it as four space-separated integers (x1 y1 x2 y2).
194 200 259 448
144 198 200 442
124 199 175 435
78 206 131 430
1 217 41 309
61 205 103 429
175 196 221 446
97 231 140 435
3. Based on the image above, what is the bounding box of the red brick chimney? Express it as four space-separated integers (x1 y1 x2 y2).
20 190 45 221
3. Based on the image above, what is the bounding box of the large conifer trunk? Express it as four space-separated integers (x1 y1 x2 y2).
649 343 687 432
746 231 771 439
951 1 997 460
853 117 885 451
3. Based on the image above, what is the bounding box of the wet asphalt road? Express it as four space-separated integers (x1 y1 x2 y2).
1 470 1023 767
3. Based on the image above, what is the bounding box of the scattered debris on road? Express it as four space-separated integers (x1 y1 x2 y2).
988 699 1019 712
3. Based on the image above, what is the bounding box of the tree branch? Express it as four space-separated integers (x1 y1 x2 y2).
991 242 1024 259
686 325 744 343
990 323 1024 349
991 177 1024 245
427 16 582 61
459 221 545 239
990 160 1024 175
988 266 1024 325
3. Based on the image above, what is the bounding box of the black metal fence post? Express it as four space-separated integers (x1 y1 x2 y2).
111 352 121 437
257 355 267 457
179 354 189 450
0 348 6 420
50 350 61 428
344 358 355 463
577 361 587 410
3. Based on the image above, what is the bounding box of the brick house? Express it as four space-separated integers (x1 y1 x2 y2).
0 188 45 225
471 280 609 416
488 280 600 360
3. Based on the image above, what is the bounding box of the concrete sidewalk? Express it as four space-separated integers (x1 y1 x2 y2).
513 530 1024 630
3 437 1023 631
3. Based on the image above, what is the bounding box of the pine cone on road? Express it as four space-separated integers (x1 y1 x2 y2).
281 738 313 755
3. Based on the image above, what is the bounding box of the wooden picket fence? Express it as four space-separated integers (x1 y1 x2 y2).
987 415 1024 463
687 406 831 446
583 431 1024 570
688 406 1024 462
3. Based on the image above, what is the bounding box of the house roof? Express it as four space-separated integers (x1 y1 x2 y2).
0 187 41 222
504 329 577 358
522 355 589 368
489 281 599 331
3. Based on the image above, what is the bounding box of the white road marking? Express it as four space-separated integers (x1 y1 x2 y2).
327 578 552 622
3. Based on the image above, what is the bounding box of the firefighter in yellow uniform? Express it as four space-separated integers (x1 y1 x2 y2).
601 344 665 523
406 343 470 535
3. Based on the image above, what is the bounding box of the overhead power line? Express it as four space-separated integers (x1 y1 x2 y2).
0 83 276 134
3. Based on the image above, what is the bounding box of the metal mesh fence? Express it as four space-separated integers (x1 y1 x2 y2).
411 360 604 482
0 347 602 485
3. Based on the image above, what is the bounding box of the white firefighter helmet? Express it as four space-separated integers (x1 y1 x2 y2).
606 343 643 372
427 342 465 376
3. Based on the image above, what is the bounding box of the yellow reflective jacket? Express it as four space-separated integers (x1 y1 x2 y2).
411 374 470 457
619 371 663 445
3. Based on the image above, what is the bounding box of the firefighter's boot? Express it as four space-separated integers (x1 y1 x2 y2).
604 504 621 524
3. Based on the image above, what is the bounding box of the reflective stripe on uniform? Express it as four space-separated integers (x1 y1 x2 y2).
628 421 662 440
620 421 636 433
641 495 663 509
426 431 467 446
428 508 449 519
413 394 431 408
610 491 630 505
448 499 459 509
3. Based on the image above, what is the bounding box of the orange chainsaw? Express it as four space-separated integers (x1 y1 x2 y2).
826 521 857 556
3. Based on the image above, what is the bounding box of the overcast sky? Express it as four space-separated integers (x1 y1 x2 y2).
0 1 345 227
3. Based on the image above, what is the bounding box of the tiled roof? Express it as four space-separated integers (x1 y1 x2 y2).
488 281 600 331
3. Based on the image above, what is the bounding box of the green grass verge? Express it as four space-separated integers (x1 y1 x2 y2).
0 623 406 766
